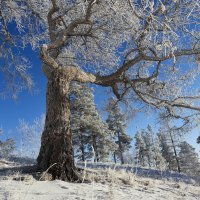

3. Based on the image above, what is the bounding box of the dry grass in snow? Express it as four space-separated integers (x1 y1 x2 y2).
0 166 199 200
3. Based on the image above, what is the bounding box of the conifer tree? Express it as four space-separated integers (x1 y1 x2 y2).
141 125 155 167
197 136 200 144
0 138 15 158
135 131 147 167
106 98 132 164
152 136 167 170
135 125 166 169
158 120 182 173
179 141 200 175
169 131 181 173
70 83 115 162
70 82 90 161
89 121 116 162
144 125 166 169
157 132 174 170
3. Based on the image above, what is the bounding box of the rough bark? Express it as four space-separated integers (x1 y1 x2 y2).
37 69 81 181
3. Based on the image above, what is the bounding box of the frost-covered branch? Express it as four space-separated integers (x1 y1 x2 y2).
1 0 200 121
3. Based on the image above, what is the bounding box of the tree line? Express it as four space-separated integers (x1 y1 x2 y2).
70 83 200 177
70 82 132 164
2 82 200 177
135 125 200 175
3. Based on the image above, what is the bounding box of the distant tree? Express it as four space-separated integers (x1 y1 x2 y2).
167 131 182 172
144 125 166 169
0 138 15 158
123 149 136 165
70 82 89 162
158 132 172 169
158 120 184 172
89 122 116 162
106 98 132 164
152 136 167 170
18 115 45 158
157 132 175 170
136 125 166 169
197 136 200 144
135 131 147 167
70 83 115 162
179 141 200 175
141 125 155 167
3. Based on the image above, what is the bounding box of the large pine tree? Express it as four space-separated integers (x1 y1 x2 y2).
70 83 115 162
135 125 166 169
106 98 132 164
157 132 175 171
135 131 147 167
179 141 200 175
158 121 182 173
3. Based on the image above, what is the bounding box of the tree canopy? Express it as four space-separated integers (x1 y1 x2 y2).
1 1 200 122
0 0 199 113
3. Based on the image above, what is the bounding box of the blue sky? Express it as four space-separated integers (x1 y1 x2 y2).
0 46 200 156
0 48 46 140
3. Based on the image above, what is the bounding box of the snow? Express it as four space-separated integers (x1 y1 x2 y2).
0 159 199 200
77 162 200 185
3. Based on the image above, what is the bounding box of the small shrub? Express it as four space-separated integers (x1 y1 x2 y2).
0 138 15 158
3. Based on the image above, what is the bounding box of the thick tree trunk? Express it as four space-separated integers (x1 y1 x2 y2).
37 70 80 181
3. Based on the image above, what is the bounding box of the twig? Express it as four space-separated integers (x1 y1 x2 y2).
39 163 57 181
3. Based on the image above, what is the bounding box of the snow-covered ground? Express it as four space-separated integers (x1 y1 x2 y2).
77 162 200 185
0 158 199 200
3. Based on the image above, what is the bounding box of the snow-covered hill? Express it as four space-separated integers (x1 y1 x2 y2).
0 158 199 200
76 162 200 185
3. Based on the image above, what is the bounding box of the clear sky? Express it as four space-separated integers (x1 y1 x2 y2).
0 46 200 157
